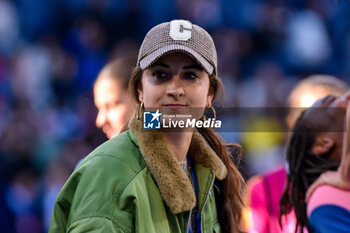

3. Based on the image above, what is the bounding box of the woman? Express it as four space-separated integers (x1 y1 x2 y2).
243 75 348 233
49 20 244 233
280 90 350 232
94 55 136 139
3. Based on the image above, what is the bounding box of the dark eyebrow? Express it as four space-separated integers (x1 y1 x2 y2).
152 62 169 68
183 65 203 70
151 63 203 70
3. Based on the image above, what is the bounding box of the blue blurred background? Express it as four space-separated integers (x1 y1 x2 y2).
1 0 350 232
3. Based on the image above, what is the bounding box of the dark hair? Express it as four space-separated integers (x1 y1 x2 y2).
199 127 245 233
279 109 339 233
129 66 245 233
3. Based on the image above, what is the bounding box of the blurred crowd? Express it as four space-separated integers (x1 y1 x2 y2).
1 0 350 232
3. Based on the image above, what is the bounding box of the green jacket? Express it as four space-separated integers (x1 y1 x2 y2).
49 117 228 233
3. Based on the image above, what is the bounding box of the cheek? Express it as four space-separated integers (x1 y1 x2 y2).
142 82 162 107
201 78 212 106
185 88 210 119
108 107 125 125
187 86 210 107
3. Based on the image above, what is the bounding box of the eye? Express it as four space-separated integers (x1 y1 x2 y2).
183 72 198 80
152 70 169 80
108 100 122 108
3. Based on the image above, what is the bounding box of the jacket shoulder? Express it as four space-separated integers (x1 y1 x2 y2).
80 131 145 172
52 131 146 232
72 131 147 198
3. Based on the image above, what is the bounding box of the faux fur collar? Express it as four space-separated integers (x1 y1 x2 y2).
129 116 227 214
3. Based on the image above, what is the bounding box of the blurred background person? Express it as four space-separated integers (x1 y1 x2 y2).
41 54 138 232
280 90 350 233
93 55 137 139
305 100 350 233
243 75 349 233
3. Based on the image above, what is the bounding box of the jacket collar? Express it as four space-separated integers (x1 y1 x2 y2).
129 115 227 214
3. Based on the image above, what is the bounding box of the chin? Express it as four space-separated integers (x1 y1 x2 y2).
105 131 115 139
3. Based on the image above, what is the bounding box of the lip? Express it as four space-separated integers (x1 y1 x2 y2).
163 104 187 109
102 126 114 139
104 129 112 138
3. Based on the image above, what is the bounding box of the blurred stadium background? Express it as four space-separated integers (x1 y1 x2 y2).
1 0 350 232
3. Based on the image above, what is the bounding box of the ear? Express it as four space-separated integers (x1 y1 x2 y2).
205 87 214 108
137 82 143 103
312 136 335 155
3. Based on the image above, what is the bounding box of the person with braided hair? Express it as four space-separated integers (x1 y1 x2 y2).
280 90 350 233
244 75 349 233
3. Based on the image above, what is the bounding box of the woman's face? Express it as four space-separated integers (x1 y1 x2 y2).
309 90 350 161
316 90 350 108
138 53 213 118
94 78 135 139
312 90 350 127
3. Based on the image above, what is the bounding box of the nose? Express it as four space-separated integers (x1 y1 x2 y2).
166 75 185 99
96 109 107 128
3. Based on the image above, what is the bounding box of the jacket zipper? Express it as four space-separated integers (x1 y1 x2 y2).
187 209 192 232
200 171 215 233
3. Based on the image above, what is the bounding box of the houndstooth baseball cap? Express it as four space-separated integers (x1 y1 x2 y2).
137 20 217 75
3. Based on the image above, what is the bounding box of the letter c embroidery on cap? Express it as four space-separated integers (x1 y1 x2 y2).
169 20 192 41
